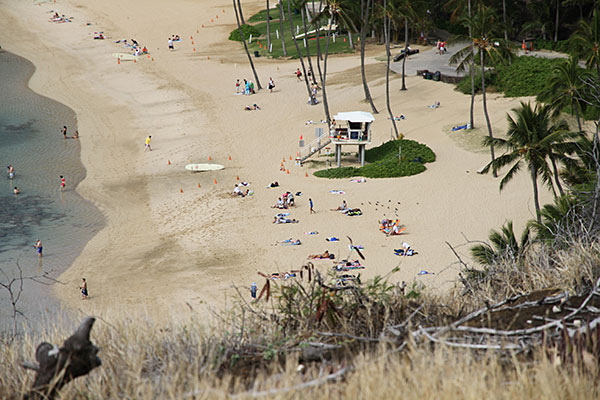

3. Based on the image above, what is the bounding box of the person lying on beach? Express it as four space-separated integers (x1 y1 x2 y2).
93 32 105 40
273 217 298 224
244 104 261 111
267 181 279 188
308 250 334 260
334 260 364 271
331 200 348 211
428 101 441 109
277 238 302 245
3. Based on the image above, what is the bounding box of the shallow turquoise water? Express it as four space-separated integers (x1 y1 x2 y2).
0 49 104 333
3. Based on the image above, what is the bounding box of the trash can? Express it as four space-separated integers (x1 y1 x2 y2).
425 72 433 80
433 71 441 81
421 70 429 79
254 50 260 57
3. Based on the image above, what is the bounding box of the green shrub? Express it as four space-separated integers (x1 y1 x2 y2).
228 24 261 42
314 139 435 179
456 69 496 95
532 39 571 54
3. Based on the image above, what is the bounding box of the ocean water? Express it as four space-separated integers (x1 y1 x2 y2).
0 50 104 333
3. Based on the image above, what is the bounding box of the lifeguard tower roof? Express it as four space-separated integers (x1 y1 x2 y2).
333 111 375 123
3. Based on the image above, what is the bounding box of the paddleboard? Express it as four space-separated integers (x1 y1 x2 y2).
185 163 225 171
112 53 137 61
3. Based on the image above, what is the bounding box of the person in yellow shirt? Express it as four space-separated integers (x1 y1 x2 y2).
145 135 152 151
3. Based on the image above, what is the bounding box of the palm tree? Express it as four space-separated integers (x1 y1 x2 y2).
539 57 589 132
300 3 318 85
481 102 580 223
571 9 600 80
360 0 378 113
451 4 512 176
278 0 288 56
554 0 560 43
233 0 262 89
528 194 578 243
267 0 272 53
383 0 399 138
287 0 317 104
237 0 246 25
470 221 530 266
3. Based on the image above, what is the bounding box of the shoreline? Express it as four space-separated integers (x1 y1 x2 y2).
0 0 553 326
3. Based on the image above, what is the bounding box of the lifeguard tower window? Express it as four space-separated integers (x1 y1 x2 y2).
349 122 362 130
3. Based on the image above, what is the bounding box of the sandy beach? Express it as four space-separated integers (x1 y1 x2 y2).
0 0 552 323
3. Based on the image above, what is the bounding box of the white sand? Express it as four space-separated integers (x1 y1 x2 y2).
0 0 551 322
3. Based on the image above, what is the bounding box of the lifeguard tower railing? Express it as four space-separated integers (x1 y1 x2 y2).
298 129 331 164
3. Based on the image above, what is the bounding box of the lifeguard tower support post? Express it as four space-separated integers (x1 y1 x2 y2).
330 111 374 167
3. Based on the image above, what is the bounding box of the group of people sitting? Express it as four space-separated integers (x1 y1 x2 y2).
333 260 365 271
380 219 406 235
116 38 148 56
272 191 295 209
244 104 261 111
232 183 252 197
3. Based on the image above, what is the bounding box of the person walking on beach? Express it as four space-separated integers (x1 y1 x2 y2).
145 135 152 151
251 282 257 299
7 164 15 179
168 37 174 51
33 239 43 257
309 198 315 214
235 79 240 94
61 126 67 139
268 77 275 93
296 68 302 81
60 175 65 192
80 278 88 299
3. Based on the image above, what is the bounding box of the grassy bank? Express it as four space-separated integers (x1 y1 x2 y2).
314 139 435 179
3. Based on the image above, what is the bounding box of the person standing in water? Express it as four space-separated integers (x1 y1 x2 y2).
33 239 43 257
80 278 88 299
61 126 67 139
7 165 15 179
60 175 65 192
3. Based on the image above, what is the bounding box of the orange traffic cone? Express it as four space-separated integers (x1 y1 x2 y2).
193 47 196 52
287 169 290 174
289 156 292 160
118 57 121 64
133 59 137 63
207 56 210 60
168 160 171 165
305 172 308 177
211 18 213 22
214 179 218 184
192 40 194 45
216 15 219 19
236 175 240 181
147 54 150 58
190 35 193 40
209 155 212 161
198 184 201 188
228 155 231 160
180 188 184 193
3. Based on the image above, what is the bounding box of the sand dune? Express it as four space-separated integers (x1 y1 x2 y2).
0 0 551 322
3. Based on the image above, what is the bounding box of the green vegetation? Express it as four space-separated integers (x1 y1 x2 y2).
456 56 565 98
313 139 435 179
228 23 261 42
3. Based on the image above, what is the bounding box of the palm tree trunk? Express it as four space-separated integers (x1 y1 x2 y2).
401 18 408 91
233 0 262 89
315 21 324 83
384 0 398 139
554 0 560 43
278 1 287 56
301 7 317 85
266 0 271 53
574 100 583 132
360 0 378 114
237 0 245 25
481 50 496 176
287 0 315 104
321 17 333 124
469 0 475 128
502 0 508 41
531 166 542 223
550 156 564 196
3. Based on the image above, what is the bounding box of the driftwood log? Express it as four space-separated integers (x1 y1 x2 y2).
22 317 101 400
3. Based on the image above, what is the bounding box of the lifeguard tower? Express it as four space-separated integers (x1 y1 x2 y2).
298 111 374 167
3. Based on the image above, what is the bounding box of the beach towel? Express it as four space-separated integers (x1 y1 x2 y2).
304 231 319 235
350 178 366 183
394 249 416 256
418 270 434 275
330 190 345 195
452 124 469 132
346 209 362 216
276 213 290 218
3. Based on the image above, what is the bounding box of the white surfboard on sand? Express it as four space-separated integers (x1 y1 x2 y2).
112 53 137 61
185 163 225 171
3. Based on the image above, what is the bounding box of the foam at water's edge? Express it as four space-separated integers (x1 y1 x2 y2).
0 50 104 333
